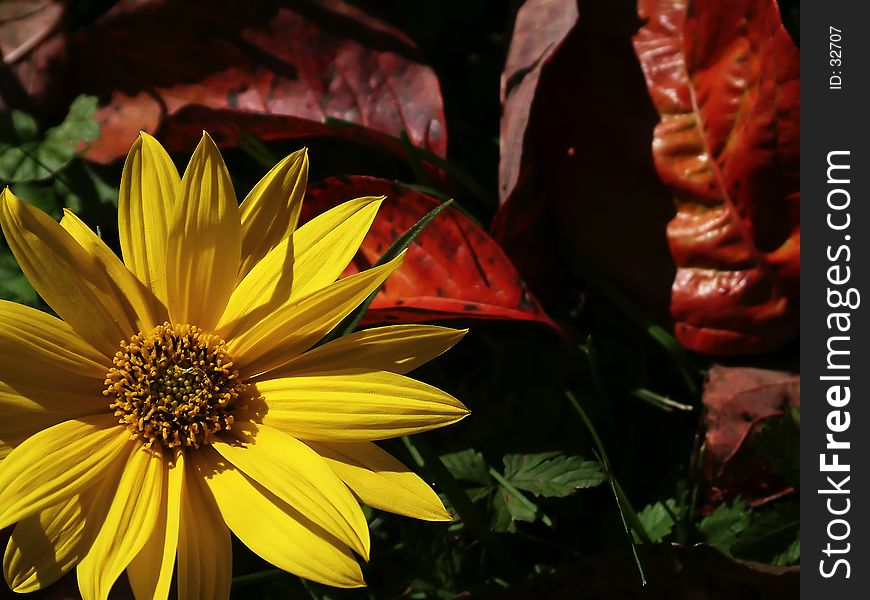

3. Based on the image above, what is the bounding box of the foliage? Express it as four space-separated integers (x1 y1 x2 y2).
0 0 800 597
441 449 605 532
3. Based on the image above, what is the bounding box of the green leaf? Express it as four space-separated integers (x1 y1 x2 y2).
502 452 605 497
0 250 39 307
772 532 800 566
0 110 39 145
731 502 800 564
440 449 490 486
698 498 751 557
491 486 537 532
635 499 680 543
0 95 99 184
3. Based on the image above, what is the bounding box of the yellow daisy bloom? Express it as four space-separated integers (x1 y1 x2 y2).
0 132 469 599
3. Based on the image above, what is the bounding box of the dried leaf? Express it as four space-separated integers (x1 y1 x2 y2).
633 0 800 355
4 0 447 164
701 365 799 505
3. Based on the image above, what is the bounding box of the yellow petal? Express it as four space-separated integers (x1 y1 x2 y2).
218 196 381 341
166 132 241 330
128 450 183 600
4 493 85 592
193 448 364 588
0 415 129 530
0 299 107 402
252 370 469 441
2 466 121 593
238 148 308 279
0 388 106 460
262 325 467 379
228 252 405 379
212 422 370 560
77 445 164 600
0 189 138 356
119 132 180 309
0 303 107 453
177 454 231 600
61 209 164 329
308 441 451 521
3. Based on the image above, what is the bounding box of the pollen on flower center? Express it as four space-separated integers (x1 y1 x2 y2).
104 322 244 449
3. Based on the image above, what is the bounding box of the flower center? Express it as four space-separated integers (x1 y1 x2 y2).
104 322 244 449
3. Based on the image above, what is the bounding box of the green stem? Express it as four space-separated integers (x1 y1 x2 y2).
565 389 649 585
628 388 694 413
231 569 288 589
238 132 279 169
318 199 453 345
487 467 553 528
575 263 699 397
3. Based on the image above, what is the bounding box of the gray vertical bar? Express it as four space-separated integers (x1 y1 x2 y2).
802 1 870 597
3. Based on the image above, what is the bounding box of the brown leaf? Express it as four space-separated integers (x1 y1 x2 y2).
498 0 578 205
701 365 799 505
3 0 447 164
0 0 63 62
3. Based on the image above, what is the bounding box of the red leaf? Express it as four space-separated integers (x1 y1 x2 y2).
0 0 65 112
494 0 677 319
633 0 800 355
304 176 557 329
701 365 799 506
0 0 63 63
8 0 446 163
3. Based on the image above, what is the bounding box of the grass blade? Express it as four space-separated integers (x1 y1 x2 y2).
318 198 453 345
565 389 649 585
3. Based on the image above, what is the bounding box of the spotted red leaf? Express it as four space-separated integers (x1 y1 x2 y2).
701 365 799 506
633 0 800 355
3 0 446 164
304 177 556 329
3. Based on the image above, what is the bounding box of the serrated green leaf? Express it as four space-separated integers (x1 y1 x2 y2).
502 452 605 497
699 498 751 557
440 449 490 486
490 487 536 533
48 95 100 146
0 95 99 183
635 499 679 543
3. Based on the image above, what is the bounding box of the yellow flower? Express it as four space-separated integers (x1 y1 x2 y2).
0 132 469 599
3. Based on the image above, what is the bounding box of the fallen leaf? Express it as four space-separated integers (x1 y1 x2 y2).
498 0 578 205
0 0 63 64
493 0 677 319
2 0 447 164
700 365 799 506
633 0 800 355
305 176 557 329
